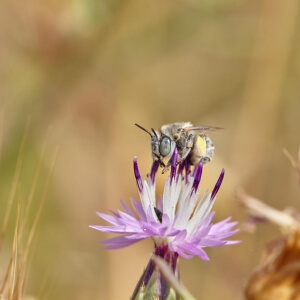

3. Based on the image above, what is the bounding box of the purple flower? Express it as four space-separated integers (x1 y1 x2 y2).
90 149 240 261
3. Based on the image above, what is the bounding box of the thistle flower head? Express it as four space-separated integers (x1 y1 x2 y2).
90 149 239 261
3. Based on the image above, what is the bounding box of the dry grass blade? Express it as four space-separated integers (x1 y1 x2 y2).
283 148 297 169
0 118 31 251
0 204 21 299
20 146 59 297
0 257 12 297
9 205 20 300
151 255 196 300
20 128 50 240
0 110 3 166
237 188 300 232
0 126 57 300
283 147 300 185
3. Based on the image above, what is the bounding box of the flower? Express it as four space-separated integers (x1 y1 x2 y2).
91 149 240 298
90 149 240 261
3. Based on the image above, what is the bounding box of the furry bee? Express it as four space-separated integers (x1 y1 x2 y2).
135 122 221 173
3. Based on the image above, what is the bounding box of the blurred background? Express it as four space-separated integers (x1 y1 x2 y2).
0 0 299 299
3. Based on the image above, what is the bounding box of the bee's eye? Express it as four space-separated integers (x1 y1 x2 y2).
159 136 171 157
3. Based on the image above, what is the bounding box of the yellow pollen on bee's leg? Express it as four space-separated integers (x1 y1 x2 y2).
196 136 206 156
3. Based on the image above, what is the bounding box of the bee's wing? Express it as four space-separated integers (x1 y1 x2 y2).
185 126 223 134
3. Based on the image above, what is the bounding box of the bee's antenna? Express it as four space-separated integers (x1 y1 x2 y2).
135 123 152 137
151 128 158 138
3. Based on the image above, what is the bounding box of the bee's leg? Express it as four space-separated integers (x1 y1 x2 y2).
175 149 190 166
164 149 190 174
178 134 194 162
200 157 211 164
162 163 170 174
152 153 165 169
186 134 194 148
162 156 173 173
159 160 166 168
160 162 166 168
174 128 185 141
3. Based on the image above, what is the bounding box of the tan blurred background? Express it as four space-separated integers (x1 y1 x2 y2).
0 0 299 299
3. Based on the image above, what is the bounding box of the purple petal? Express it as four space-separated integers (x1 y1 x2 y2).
210 217 237 232
170 149 178 183
157 215 180 236
199 211 216 229
190 225 212 241
173 230 187 242
90 225 130 234
184 159 191 184
120 200 135 217
101 236 142 249
224 240 241 245
110 210 119 217
126 232 151 239
189 247 210 261
150 160 160 185
157 226 169 236
199 239 227 247
172 247 193 259
134 157 143 193
166 228 182 237
208 229 240 240
177 160 185 180
161 213 170 225
131 198 147 221
96 212 121 225
146 205 158 223
176 243 210 261
117 210 138 222
138 220 160 236
210 168 225 200
191 164 203 194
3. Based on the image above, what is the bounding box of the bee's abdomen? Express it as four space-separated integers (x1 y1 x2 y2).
202 136 214 164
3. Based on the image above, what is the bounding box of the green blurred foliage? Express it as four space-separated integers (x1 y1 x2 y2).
0 0 299 299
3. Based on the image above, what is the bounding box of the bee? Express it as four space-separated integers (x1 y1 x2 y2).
135 122 221 173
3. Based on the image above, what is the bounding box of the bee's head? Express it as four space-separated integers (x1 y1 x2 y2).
135 123 175 167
